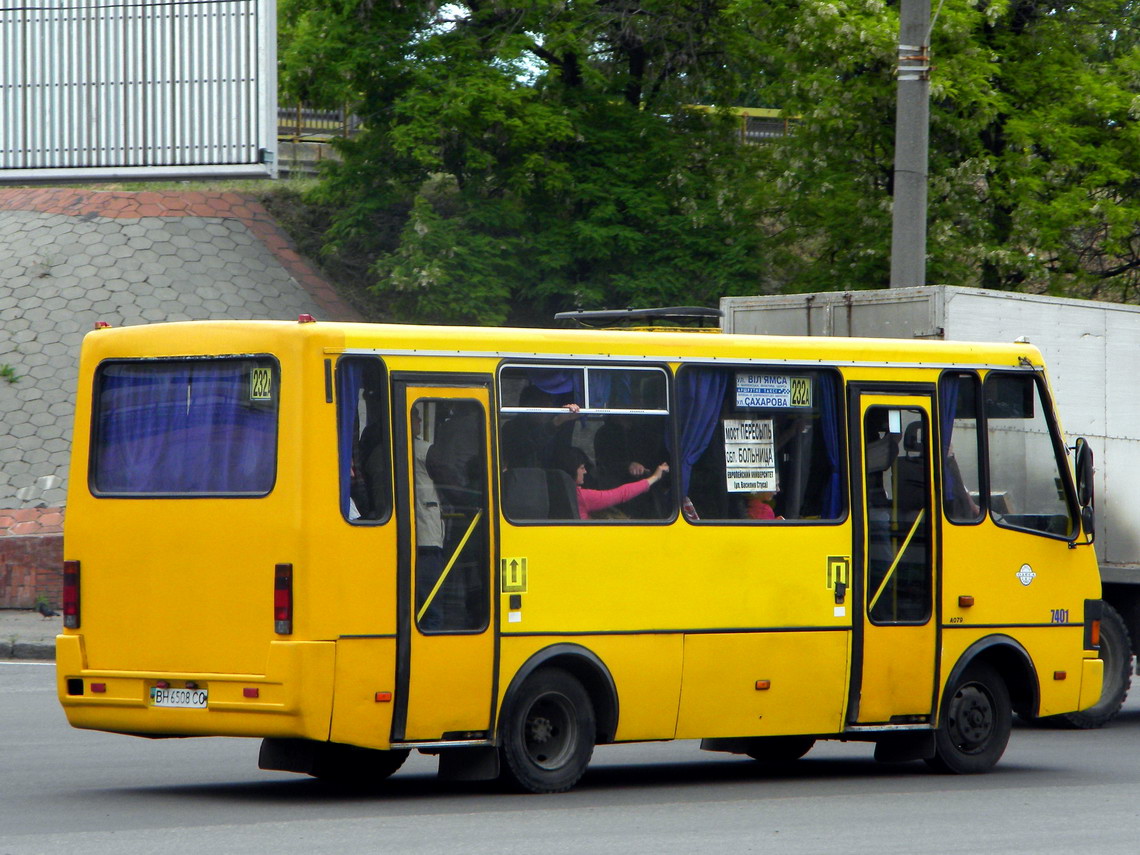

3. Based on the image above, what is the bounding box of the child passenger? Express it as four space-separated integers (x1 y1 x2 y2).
746 490 783 520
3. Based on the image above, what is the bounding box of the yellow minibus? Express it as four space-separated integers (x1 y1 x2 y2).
57 312 1103 792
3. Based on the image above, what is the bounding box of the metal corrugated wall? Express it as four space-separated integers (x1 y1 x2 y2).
0 0 275 179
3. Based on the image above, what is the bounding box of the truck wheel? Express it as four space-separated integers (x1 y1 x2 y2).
926 662 1011 774
500 667 595 794
1058 602 1132 729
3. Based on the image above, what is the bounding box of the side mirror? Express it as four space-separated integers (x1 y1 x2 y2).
1074 437 1094 544
1075 437 1094 508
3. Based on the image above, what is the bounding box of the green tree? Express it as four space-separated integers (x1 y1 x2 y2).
280 0 775 324
730 0 1140 298
280 0 1140 319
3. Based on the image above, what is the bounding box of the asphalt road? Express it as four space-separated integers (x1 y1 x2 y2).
4 659 1139 854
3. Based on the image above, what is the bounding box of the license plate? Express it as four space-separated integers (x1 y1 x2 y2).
150 686 208 708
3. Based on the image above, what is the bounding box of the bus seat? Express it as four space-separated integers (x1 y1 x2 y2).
865 436 897 474
895 423 927 516
546 469 580 520
503 468 549 520
902 421 924 457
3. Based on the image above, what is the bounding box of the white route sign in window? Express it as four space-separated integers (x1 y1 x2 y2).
735 373 812 409
723 418 777 493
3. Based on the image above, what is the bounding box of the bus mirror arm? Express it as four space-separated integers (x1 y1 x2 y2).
1070 505 1095 549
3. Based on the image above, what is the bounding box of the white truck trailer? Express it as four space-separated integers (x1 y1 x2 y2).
721 285 1138 726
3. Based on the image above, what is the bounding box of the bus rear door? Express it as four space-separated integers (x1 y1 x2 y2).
391 378 497 743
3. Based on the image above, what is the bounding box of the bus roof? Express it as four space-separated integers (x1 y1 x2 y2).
80 318 1046 371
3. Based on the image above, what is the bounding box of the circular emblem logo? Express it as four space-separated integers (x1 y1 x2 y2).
1016 564 1036 586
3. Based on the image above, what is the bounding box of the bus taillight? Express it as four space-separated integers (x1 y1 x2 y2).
63 560 80 629
274 563 293 634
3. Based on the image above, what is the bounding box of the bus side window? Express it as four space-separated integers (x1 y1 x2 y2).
983 373 1076 538
498 364 672 522
336 356 390 523
939 372 984 523
678 367 844 523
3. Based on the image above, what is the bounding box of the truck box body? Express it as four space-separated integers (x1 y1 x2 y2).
722 285 1140 583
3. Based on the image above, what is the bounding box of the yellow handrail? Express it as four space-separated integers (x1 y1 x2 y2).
868 510 925 613
416 510 484 624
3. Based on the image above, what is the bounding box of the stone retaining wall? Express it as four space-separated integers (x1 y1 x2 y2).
1 187 359 606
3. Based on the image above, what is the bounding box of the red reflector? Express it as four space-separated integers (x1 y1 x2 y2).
243 687 260 699
1054 671 1067 681
375 692 393 703
297 314 316 324
274 563 293 634
958 595 975 608
94 321 112 329
156 680 170 690
1090 619 1101 647
755 680 771 691
91 683 106 693
62 560 80 629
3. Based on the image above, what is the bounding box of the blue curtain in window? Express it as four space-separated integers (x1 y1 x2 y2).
818 372 842 519
673 367 729 497
94 362 276 494
939 375 961 503
525 368 582 403
588 371 612 408
337 359 367 517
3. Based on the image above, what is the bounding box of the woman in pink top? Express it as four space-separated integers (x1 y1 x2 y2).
555 447 669 520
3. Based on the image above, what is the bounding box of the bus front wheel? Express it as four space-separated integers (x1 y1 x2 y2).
500 667 595 794
926 662 1011 774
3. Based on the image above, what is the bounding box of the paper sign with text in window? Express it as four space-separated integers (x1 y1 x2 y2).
723 418 777 493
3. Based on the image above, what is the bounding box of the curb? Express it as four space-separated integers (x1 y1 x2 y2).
1 641 55 661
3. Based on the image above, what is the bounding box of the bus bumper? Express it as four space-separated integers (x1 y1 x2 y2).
1077 655 1104 712
55 635 335 740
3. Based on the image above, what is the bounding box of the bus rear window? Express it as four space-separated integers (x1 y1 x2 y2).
90 358 278 496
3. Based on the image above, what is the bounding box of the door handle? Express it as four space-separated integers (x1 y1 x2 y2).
834 580 847 605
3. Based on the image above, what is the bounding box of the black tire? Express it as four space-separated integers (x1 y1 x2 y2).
499 667 595 794
310 743 409 786
926 661 1012 774
1058 602 1132 729
744 736 815 765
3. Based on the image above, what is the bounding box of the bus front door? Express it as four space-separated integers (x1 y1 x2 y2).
850 391 939 725
392 380 496 743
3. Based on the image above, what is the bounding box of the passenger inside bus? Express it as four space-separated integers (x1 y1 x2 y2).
593 414 669 519
499 385 581 470
411 405 446 629
552 446 669 520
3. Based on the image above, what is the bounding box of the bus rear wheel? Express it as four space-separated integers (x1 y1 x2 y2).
500 667 595 794
926 662 1011 774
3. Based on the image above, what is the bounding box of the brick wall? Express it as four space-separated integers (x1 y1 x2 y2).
0 509 64 608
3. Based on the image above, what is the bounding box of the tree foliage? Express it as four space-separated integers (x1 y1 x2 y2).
279 0 1140 323
281 0 773 324
732 0 1140 298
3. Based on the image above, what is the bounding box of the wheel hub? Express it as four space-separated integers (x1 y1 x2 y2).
528 715 555 744
950 685 993 750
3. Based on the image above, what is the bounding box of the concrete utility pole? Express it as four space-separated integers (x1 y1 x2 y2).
889 0 931 288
